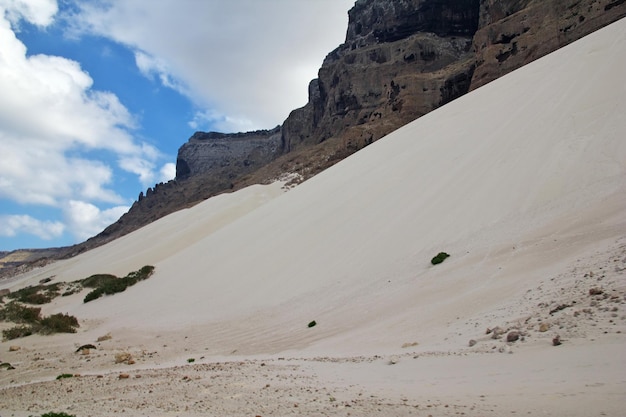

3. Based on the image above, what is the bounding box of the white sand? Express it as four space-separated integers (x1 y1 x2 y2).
1 18 625 417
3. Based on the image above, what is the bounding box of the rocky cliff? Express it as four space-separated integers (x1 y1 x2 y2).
58 0 626 252
3 0 624 275
176 127 283 181
471 0 626 90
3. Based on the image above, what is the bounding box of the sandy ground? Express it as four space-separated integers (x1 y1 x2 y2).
0 239 624 417
1 17 625 417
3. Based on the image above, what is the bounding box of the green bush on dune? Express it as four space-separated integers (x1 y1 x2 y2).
83 265 155 303
431 252 450 265
7 282 62 305
0 301 79 341
0 266 156 340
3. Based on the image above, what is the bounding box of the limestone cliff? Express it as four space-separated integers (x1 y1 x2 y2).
471 0 626 90
176 127 282 180
74 0 626 254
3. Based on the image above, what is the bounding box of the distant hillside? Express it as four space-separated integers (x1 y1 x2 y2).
2 0 624 278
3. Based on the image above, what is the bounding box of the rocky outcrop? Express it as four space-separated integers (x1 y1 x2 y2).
471 0 626 90
176 127 282 180
281 0 480 156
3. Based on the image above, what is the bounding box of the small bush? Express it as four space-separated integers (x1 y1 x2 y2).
1 302 42 324
0 302 79 340
3 325 36 340
56 373 74 380
431 252 450 265
41 412 76 417
308 320 317 328
187 358 195 363
83 266 155 303
39 313 79 334
80 274 118 288
8 283 61 305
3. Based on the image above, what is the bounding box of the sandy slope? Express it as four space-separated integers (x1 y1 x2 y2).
1 18 626 417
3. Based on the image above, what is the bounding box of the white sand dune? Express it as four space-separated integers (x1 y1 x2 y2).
1 18 626 417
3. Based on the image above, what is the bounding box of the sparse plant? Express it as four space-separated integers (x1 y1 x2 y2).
308 320 317 328
0 301 79 340
41 412 76 417
2 325 35 340
80 273 118 288
1 302 41 324
83 266 155 303
431 252 450 265
56 373 74 380
7 283 61 305
39 313 79 335
187 358 195 363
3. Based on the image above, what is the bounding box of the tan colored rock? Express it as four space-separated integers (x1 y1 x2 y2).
8 345 20 352
539 323 550 332
97 333 112 342
115 352 133 364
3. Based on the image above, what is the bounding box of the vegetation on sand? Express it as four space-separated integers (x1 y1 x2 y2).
83 266 155 303
431 252 450 265
0 266 155 340
0 302 79 341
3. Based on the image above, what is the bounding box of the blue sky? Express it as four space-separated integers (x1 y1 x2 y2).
0 0 353 251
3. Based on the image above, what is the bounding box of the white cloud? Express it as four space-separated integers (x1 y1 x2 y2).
0 0 57 27
188 109 255 134
134 50 184 92
0 1 169 244
0 214 65 240
159 162 176 183
68 0 354 132
64 200 128 241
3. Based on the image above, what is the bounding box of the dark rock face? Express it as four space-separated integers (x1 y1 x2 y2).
281 0 480 156
345 0 480 45
175 126 282 180
470 0 626 90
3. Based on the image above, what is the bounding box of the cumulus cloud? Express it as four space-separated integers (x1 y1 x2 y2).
159 162 176 183
64 200 129 241
68 0 353 132
0 0 57 27
0 1 168 244
0 214 64 241
134 50 185 92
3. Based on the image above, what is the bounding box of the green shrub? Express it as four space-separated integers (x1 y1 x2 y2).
0 301 79 340
8 283 61 305
41 412 76 417
80 273 118 288
56 373 74 380
187 358 195 363
1 302 42 324
308 320 317 328
2 325 36 340
431 252 450 265
39 313 79 334
83 266 155 303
